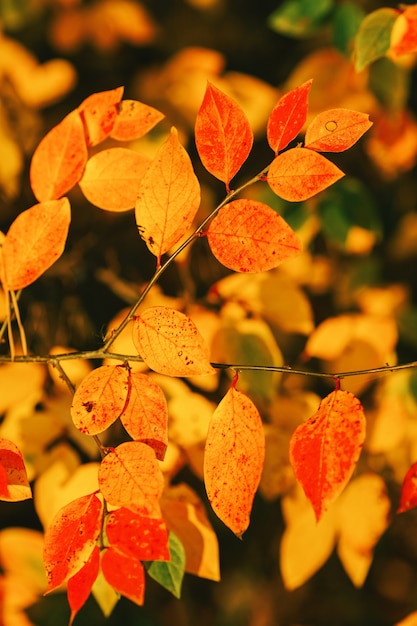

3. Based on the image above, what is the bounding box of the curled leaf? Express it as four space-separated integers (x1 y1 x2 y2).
111 100 165 141
0 438 31 502
78 86 124 146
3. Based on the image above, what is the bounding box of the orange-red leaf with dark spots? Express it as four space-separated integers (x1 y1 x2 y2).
207 199 301 273
267 80 312 153
70 365 129 435
304 109 373 152
267 147 344 201
398 462 417 513
204 386 265 537
30 110 88 201
68 545 100 626
195 82 253 190
78 86 124 146
106 508 170 561
101 547 145 606
111 100 165 141
0 438 31 502
289 389 366 521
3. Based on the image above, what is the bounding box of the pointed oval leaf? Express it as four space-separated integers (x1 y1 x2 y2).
30 110 88 201
0 438 31 502
195 82 253 190
78 87 124 147
110 100 165 141
101 547 145 606
132 306 215 377
354 7 398 71
120 371 168 461
68 544 100 626
204 386 265 537
2 198 71 290
135 127 200 265
289 389 366 521
267 147 344 202
267 80 312 153
145 531 185 599
79 148 151 212
304 109 373 152
398 462 417 513
106 508 169 561
98 441 164 516
71 365 129 435
207 198 301 273
44 493 103 593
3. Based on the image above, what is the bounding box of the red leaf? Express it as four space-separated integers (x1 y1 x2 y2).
120 371 168 461
78 86 124 147
135 127 200 266
110 99 165 141
289 390 366 521
101 547 145 606
71 365 129 435
204 386 265 537
398 462 417 513
2 198 71 290
267 80 312 153
195 82 253 191
304 109 373 152
0 438 31 502
106 508 170 561
98 441 164 517
132 306 215 377
30 110 88 201
207 198 301 273
267 147 344 201
390 5 417 57
43 493 103 593
68 545 100 626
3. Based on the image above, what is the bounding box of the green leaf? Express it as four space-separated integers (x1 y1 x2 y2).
145 532 185 599
268 0 334 38
354 7 398 71
332 2 365 56
369 57 410 112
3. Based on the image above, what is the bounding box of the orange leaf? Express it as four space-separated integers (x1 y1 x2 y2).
106 508 169 561
68 544 100 626
98 441 164 516
390 5 417 57
207 198 301 273
289 390 366 521
398 462 417 513
304 109 373 152
267 147 344 201
110 99 165 141
135 127 200 265
0 438 31 502
43 493 103 593
195 82 253 191
70 364 129 435
267 79 312 153
204 386 265 537
78 86 124 146
2 198 71 290
30 110 88 201
101 547 145 606
132 306 215 377
120 371 168 461
79 148 151 212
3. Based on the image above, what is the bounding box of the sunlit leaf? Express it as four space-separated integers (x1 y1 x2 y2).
304 109 372 152
79 148 151 212
78 86 124 146
207 198 301 273
106 508 169 561
0 438 31 502
398 462 417 513
390 5 417 58
70 365 129 436
30 110 88 201
267 147 344 202
68 545 100 626
204 385 265 537
135 127 200 265
101 547 145 606
145 532 185 599
354 8 398 71
289 389 366 520
195 82 253 190
111 100 165 141
132 306 215 377
2 198 71 290
267 80 312 153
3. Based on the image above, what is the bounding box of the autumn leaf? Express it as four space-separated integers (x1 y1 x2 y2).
110 99 165 141
398 462 417 513
135 127 201 265
68 544 100 626
105 508 170 561
204 385 265 537
267 80 312 153
43 493 103 593
304 109 373 152
207 198 301 273
0 438 31 502
195 82 253 191
289 389 366 521
132 306 215 377
70 364 129 435
79 148 151 212
267 147 344 201
78 86 124 146
30 110 88 201
98 441 164 517
101 547 146 606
